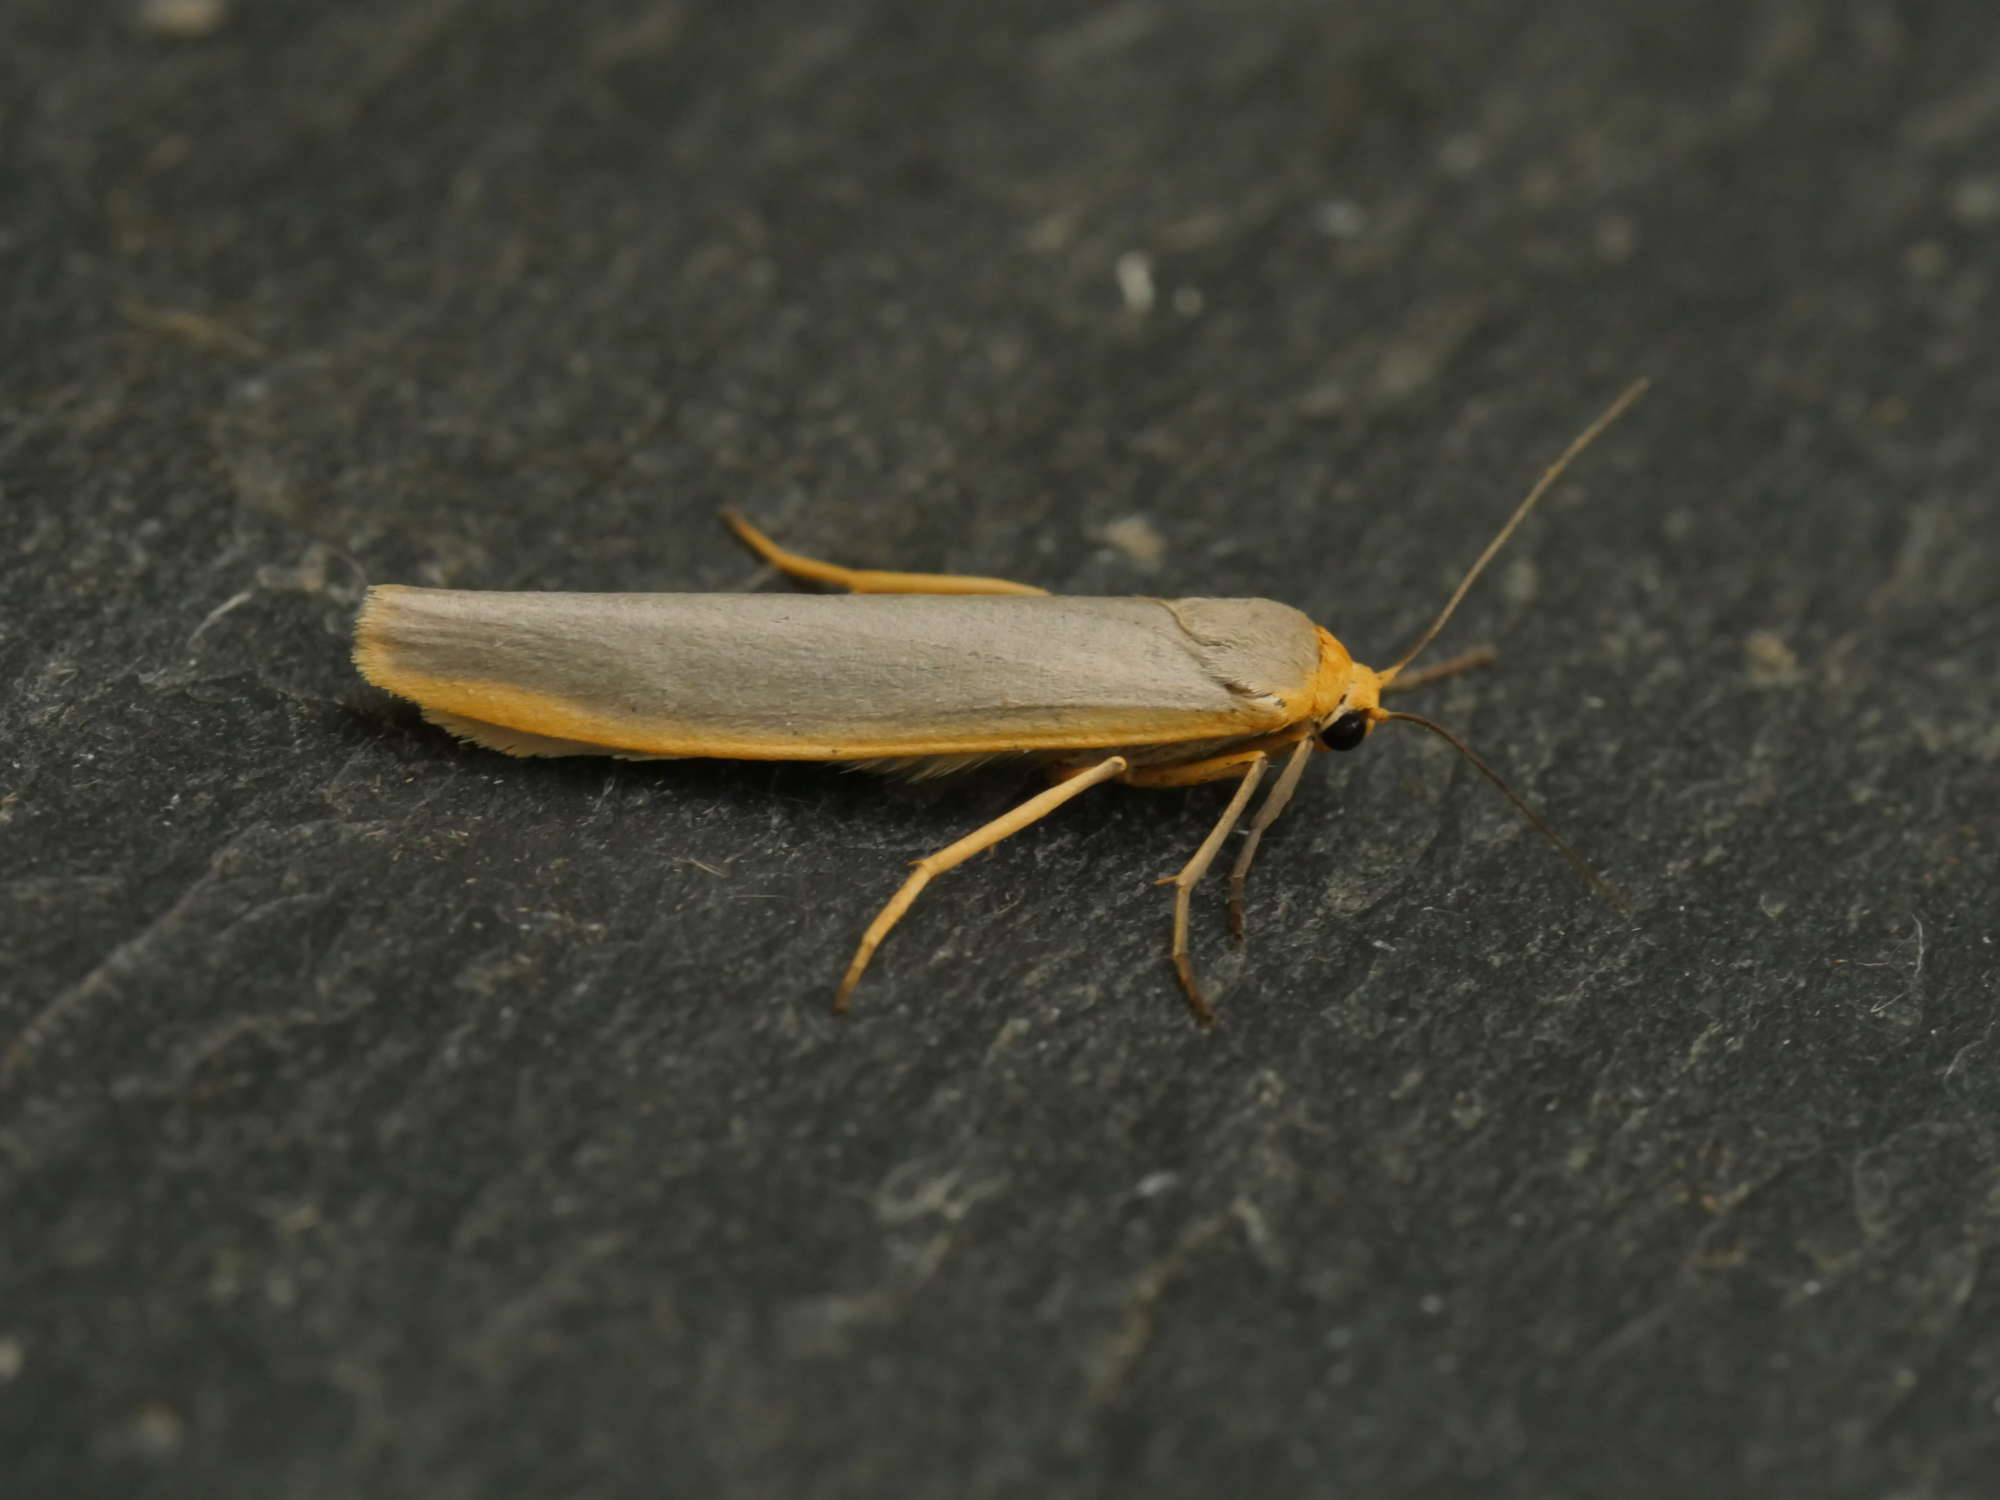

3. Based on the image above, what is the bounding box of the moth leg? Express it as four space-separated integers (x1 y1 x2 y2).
721 509 1048 596
1154 755 1269 1027
836 755 1128 1013
1226 735 1314 940
1382 645 1496 695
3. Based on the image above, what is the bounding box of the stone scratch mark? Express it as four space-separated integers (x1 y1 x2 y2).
1901 53 2000 148
1855 1244 1986 1449
0 827 302 1089
1863 914 1927 1017
293 0 478 141
1083 1211 1230 1410
118 301 267 360
2 872 216 1088
585 1 686 69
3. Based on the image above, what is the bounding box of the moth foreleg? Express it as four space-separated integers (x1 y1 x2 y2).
1153 755 1269 1027
1226 735 1315 940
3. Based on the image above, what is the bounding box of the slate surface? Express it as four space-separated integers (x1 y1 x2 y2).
5 2 1999 1496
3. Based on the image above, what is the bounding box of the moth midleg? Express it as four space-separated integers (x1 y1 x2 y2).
1120 735 1305 789
1225 735 1315 940
1154 754 1269 1027
721 508 1048 596
835 754 1129 1012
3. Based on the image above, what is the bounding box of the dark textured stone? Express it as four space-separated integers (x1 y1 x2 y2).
5 2 1998 1496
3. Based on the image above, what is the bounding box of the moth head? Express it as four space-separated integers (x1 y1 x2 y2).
1314 662 1387 752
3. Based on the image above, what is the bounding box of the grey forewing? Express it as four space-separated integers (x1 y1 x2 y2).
366 590 1321 741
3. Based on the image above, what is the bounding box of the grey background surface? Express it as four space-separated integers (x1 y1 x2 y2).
5 1 1998 1496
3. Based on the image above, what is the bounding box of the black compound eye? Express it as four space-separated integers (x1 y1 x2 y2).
1318 712 1369 752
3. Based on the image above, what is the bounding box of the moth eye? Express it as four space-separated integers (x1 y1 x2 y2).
1318 712 1369 752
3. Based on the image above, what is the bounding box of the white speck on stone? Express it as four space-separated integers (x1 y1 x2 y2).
1438 133 1487 176
1501 555 1539 607
137 0 227 37
1115 251 1156 314
1903 241 1950 280
1024 211 1078 254
1594 213 1639 263
1313 199 1370 239
126 1402 186 1457
1096 515 1167 570
1949 176 2000 225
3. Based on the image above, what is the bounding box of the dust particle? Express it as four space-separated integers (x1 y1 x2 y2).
1744 630 1802 686
137 0 228 37
1096 515 1166 570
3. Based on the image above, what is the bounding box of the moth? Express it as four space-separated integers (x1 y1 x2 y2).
355 383 1644 1023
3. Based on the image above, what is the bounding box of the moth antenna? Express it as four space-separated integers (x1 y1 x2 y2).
1383 379 1649 682
1379 710 1628 911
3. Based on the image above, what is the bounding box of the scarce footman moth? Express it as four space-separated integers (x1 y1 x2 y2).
354 381 1646 1024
